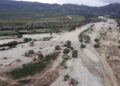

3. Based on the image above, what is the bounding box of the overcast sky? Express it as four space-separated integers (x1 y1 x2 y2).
15 0 120 6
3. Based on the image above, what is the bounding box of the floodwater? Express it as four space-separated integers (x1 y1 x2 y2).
51 19 118 86
0 18 118 86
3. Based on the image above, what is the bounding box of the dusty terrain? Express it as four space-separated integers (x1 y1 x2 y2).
0 17 119 86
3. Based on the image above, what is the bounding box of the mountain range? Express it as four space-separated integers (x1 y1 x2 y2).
0 0 120 20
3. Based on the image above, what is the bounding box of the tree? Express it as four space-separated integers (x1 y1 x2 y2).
38 54 44 60
94 44 100 48
64 75 70 81
28 50 34 55
8 41 18 47
72 50 78 58
80 44 86 48
79 38 83 43
94 38 100 43
55 45 60 50
63 48 70 54
66 40 71 46
84 35 90 43
24 38 32 42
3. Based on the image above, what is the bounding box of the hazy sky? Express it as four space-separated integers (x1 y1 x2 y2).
15 0 120 6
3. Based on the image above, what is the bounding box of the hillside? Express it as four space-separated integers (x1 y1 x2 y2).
0 0 120 20
0 0 120 36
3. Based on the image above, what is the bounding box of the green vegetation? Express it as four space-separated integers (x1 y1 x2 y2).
55 45 60 50
118 40 120 43
94 38 100 43
66 40 71 46
70 78 79 86
7 41 18 47
94 44 100 48
24 38 32 42
7 61 46 79
79 34 91 43
64 75 70 81
79 38 83 43
118 46 120 48
0 15 86 36
0 30 17 36
64 40 73 50
28 50 34 55
8 52 58 79
63 48 70 54
18 79 31 84
72 50 78 58
99 32 106 39
25 50 34 56
80 44 86 48
0 41 18 48
38 54 44 60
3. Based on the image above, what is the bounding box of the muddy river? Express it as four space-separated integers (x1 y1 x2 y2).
0 18 118 86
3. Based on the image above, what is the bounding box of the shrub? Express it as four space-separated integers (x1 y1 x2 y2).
28 50 34 55
79 34 90 43
72 50 78 58
18 79 31 84
94 44 100 48
4 57 8 59
94 38 100 43
70 47 74 50
118 40 120 43
79 38 83 42
118 46 120 48
80 44 86 48
8 41 18 47
64 75 70 81
63 48 70 54
38 54 44 60
0 48 6 51
66 40 71 46
63 55 70 61
64 44 71 49
8 61 46 79
70 78 78 86
84 35 90 43
64 65 68 69
55 45 60 50
24 38 32 42
64 41 73 49
8 52 59 79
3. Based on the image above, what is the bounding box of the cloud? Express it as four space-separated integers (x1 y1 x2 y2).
57 0 108 6
15 0 120 6
100 0 120 3
15 0 58 3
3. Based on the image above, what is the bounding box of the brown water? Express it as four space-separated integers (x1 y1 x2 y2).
51 19 118 86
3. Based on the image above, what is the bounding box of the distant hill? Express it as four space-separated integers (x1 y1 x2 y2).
0 0 120 20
